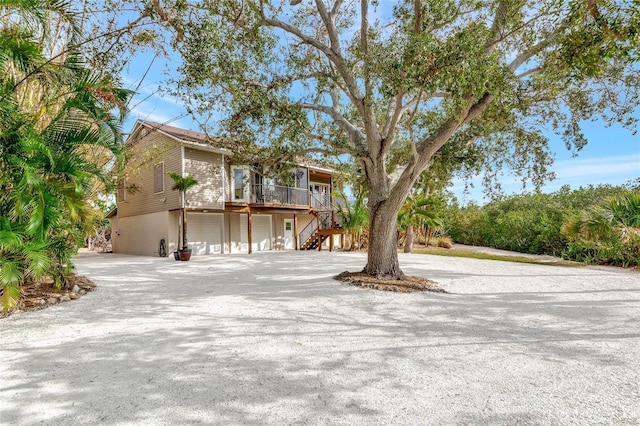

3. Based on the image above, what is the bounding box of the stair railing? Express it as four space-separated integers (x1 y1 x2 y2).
310 193 332 211
298 194 345 249
317 211 333 230
298 217 319 249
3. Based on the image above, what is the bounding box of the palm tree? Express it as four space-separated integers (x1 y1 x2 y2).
563 193 640 243
0 0 128 310
168 172 198 252
398 195 444 253
334 191 368 250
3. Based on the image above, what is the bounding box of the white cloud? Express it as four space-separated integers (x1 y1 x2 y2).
448 153 639 204
552 154 640 180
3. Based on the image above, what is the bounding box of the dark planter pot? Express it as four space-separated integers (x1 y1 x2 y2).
173 251 180 261
179 248 192 261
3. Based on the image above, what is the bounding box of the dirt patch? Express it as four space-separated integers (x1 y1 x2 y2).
1 275 96 319
336 271 445 293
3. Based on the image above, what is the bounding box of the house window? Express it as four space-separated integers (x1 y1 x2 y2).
118 178 126 202
154 162 164 194
234 169 244 199
231 166 249 201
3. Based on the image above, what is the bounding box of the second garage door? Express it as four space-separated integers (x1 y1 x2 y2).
187 213 223 255
251 215 272 251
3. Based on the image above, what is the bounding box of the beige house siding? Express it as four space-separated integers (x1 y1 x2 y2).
168 210 180 254
109 217 119 252
118 133 182 218
309 175 331 185
223 161 231 203
297 214 314 234
111 211 170 256
184 148 224 209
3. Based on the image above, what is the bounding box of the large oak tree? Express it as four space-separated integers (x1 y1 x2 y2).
97 0 639 279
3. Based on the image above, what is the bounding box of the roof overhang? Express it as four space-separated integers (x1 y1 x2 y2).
179 139 232 156
127 120 232 156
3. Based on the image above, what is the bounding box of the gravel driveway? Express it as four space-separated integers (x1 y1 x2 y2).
2 250 639 425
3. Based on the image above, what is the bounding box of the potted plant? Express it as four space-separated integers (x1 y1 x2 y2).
168 172 198 261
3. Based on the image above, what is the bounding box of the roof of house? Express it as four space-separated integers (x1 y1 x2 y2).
131 120 336 173
138 120 212 144
130 120 231 155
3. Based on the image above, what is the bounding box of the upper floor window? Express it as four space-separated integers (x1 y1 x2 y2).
154 162 164 194
231 166 249 202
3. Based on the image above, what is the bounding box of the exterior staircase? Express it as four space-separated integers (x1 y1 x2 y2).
298 196 345 250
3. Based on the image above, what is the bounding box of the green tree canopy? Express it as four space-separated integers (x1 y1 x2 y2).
91 0 640 279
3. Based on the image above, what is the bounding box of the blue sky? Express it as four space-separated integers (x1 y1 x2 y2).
121 52 640 204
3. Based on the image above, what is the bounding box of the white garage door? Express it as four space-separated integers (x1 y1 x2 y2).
252 215 272 251
187 213 223 255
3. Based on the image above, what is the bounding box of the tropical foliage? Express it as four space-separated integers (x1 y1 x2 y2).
562 193 640 266
334 191 368 251
398 194 444 253
445 185 640 267
0 0 128 310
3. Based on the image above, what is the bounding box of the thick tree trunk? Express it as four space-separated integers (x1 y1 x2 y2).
363 198 405 279
361 150 410 279
404 224 414 253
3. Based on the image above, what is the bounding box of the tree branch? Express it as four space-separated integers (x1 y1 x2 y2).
510 25 567 71
315 0 341 56
150 0 185 41
359 0 382 153
414 0 422 34
262 11 364 110
330 0 345 18
588 0 625 40
299 130 353 155
297 102 362 143
515 67 543 79
384 91 496 207
381 92 405 141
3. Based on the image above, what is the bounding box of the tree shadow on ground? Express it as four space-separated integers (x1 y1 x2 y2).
2 251 639 424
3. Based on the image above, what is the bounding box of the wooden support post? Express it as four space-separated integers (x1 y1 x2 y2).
293 214 299 250
247 209 252 254
329 233 334 252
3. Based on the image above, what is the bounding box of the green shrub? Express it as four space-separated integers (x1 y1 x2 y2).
444 185 638 267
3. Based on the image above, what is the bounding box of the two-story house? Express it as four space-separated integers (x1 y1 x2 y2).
107 120 344 257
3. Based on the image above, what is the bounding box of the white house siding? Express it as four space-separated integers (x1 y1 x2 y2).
110 211 170 256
